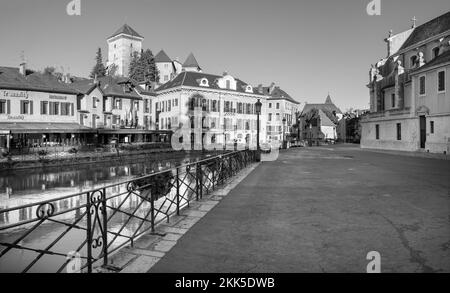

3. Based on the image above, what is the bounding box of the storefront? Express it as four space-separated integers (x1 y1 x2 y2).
0 122 96 152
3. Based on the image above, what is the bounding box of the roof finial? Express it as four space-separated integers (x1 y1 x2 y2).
411 16 417 28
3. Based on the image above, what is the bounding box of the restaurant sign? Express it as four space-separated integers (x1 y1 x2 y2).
1 90 29 99
7 115 25 120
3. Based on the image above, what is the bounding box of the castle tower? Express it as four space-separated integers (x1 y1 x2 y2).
182 53 202 72
107 24 144 77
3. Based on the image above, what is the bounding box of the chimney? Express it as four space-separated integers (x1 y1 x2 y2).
258 84 263 94
19 62 26 76
94 74 99 85
65 73 72 84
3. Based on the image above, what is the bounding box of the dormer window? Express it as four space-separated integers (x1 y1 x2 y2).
199 78 209 87
245 85 253 93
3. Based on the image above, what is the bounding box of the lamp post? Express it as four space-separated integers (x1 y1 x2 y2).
282 117 287 149
255 99 262 161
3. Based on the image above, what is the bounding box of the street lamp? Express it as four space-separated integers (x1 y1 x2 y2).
282 117 287 149
255 99 262 160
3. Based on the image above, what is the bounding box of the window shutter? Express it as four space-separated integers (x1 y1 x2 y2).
30 101 33 115
7 100 11 114
71 103 74 116
120 99 122 110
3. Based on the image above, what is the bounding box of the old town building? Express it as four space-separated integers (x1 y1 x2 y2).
299 95 342 143
155 71 267 149
0 65 93 150
260 83 300 145
362 11 450 154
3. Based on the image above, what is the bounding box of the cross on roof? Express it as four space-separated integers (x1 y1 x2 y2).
411 16 417 28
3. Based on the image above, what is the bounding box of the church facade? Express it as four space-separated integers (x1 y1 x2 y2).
362 12 450 154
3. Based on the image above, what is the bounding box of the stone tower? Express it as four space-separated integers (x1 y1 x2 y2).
107 24 144 77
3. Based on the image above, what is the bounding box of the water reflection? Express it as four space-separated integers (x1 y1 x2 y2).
0 152 205 210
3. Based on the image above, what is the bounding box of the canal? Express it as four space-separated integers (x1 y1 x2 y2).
0 151 222 273
0 151 213 210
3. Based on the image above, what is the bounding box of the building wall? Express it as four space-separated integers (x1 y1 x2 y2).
156 62 174 85
155 87 267 147
266 99 299 142
77 88 104 128
103 96 143 129
361 117 419 151
0 89 78 123
411 63 450 153
107 35 143 77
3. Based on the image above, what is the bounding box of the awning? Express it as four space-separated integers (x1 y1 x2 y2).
0 122 96 134
98 129 173 135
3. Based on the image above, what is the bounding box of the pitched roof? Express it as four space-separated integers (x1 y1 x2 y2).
260 86 300 104
156 71 264 96
302 95 342 115
183 53 201 68
411 49 450 74
0 67 79 95
70 79 98 95
97 76 143 100
155 50 172 63
109 24 143 39
318 109 336 127
400 11 450 50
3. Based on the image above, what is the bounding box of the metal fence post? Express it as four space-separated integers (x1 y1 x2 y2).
101 188 108 267
85 191 92 273
150 189 155 233
176 167 180 216
199 163 203 199
195 163 200 201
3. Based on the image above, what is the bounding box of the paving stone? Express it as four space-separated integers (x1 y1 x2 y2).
163 233 183 242
123 248 165 258
153 240 177 252
132 234 160 249
158 226 189 235
182 210 208 218
109 252 138 269
120 255 161 273
198 204 216 212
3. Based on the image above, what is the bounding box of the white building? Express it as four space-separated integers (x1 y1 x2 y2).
154 71 267 149
362 12 450 154
0 64 93 150
260 83 300 143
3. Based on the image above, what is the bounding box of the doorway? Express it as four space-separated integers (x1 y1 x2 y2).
419 115 426 149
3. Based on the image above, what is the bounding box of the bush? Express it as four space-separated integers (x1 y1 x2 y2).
68 148 78 154
38 150 49 157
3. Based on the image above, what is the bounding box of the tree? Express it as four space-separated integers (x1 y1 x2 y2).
128 49 160 83
90 48 106 78
106 63 118 77
43 67 56 75
129 51 143 81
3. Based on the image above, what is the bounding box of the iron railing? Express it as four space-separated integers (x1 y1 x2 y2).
0 150 257 273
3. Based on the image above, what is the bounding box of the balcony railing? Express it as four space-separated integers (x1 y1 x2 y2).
0 150 257 273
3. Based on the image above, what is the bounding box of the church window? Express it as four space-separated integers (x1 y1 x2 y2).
410 56 417 68
419 76 426 95
432 47 440 59
396 123 401 141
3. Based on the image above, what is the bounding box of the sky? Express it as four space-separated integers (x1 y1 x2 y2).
0 0 449 111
